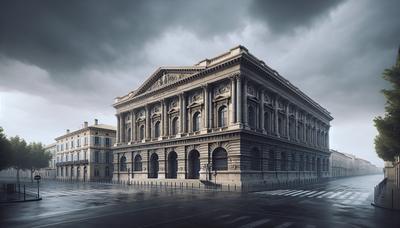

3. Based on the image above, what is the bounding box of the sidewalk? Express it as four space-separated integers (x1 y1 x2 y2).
373 179 400 210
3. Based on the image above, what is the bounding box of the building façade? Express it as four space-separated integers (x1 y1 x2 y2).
112 46 333 186
55 119 116 182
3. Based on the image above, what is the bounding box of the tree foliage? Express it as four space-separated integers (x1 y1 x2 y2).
0 127 51 174
374 48 400 161
0 127 12 170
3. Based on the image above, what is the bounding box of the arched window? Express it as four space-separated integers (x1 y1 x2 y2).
120 156 127 171
250 148 262 171
212 148 228 171
134 155 142 171
289 118 295 139
268 150 276 171
139 125 145 141
299 154 304 171
172 117 179 135
218 106 227 128
264 112 270 133
278 116 284 136
193 112 201 132
281 152 287 171
248 106 256 129
154 121 160 138
290 153 296 171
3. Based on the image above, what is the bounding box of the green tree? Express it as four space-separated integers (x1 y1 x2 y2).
9 136 30 186
0 127 12 170
27 142 51 182
374 48 400 161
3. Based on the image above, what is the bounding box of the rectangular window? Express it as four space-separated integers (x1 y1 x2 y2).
66 143 69 150
84 137 88 146
105 138 110 147
77 138 80 147
94 136 100 145
105 151 110 164
71 141 74 148
95 151 100 163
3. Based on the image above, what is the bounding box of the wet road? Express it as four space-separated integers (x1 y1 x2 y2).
1 174 399 228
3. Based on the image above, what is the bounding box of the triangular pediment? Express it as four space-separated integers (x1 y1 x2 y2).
132 67 204 97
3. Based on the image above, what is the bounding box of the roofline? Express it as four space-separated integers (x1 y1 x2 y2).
55 125 116 141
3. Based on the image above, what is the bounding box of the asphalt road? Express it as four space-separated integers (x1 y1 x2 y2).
1 174 399 228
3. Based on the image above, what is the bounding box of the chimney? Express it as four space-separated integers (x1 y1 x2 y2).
66 129 70 134
94 119 98 125
84 121 88 128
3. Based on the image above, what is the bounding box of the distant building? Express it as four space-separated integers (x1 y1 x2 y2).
55 119 116 182
330 149 381 177
112 45 333 186
38 143 57 179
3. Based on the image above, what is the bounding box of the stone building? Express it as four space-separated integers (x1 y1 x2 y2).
38 143 57 179
55 119 116 181
112 46 333 186
330 149 381 177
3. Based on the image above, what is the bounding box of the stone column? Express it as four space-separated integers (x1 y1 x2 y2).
120 113 125 143
243 78 248 126
260 90 265 131
203 84 209 129
145 105 150 140
236 75 242 124
116 114 120 143
179 93 183 134
161 100 165 137
183 93 187 133
131 110 135 142
274 97 279 137
295 110 299 141
286 104 290 139
230 77 236 124
163 99 169 137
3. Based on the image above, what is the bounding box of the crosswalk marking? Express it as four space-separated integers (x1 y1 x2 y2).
254 189 371 207
308 191 325 197
299 191 317 197
284 190 304 196
337 191 353 199
327 191 344 199
274 222 293 228
239 219 271 228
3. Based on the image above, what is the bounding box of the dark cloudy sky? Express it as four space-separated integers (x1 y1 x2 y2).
1 0 399 166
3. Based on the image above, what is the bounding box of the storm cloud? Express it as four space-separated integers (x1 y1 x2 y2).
1 0 399 166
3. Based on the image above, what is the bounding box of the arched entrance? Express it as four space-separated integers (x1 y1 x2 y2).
167 151 178 179
83 166 87 182
77 167 81 180
188 150 200 179
317 157 321 178
149 153 159 178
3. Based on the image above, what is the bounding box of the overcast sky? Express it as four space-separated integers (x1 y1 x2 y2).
1 0 399 167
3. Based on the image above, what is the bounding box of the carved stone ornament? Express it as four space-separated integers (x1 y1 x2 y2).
152 105 160 114
247 84 256 96
264 94 271 103
148 72 187 92
214 83 230 97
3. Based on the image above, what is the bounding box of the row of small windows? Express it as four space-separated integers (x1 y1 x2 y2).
246 149 330 172
57 166 111 177
57 137 112 152
57 151 112 164
132 106 228 141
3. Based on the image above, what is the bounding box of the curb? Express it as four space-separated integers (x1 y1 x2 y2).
0 197 42 204
371 202 400 211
